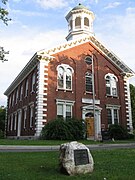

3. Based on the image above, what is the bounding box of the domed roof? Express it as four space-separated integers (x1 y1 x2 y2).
72 3 89 11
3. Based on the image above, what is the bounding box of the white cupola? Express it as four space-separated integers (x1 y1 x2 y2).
65 3 95 41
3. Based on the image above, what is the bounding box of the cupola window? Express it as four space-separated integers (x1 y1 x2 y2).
75 17 81 28
84 17 89 27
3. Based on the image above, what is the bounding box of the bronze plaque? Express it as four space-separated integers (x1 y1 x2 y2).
74 149 89 166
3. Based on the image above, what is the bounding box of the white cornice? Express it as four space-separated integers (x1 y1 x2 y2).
66 9 95 21
38 35 135 76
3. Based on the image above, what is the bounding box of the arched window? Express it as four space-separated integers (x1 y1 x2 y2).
84 17 89 27
85 72 93 92
57 64 74 90
105 74 118 96
75 17 81 28
58 66 64 89
66 68 72 89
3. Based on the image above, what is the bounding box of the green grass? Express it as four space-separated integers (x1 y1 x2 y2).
0 149 135 180
0 138 134 145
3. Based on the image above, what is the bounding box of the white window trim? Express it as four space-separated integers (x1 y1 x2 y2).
106 105 120 125
14 113 17 131
23 107 27 129
105 73 118 97
31 73 35 93
25 79 29 97
56 99 75 119
85 72 92 93
57 64 74 91
30 104 34 127
10 114 13 131
16 89 18 104
12 93 14 106
20 84 23 101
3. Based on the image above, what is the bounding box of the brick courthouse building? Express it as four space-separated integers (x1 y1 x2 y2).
4 4 134 140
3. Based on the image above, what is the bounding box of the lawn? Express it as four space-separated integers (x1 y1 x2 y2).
0 138 134 145
0 149 135 180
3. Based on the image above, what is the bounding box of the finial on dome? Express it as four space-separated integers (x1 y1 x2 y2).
79 3 81 5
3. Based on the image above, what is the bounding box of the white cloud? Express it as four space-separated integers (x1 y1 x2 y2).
104 2 122 9
36 0 68 9
96 8 135 85
11 9 46 17
0 28 66 106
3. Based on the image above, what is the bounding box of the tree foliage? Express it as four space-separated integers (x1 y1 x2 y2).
130 84 135 129
0 0 10 62
41 118 86 140
0 0 11 25
0 106 6 138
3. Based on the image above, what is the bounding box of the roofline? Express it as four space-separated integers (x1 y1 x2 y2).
65 8 95 21
4 53 53 96
38 35 135 75
4 35 135 96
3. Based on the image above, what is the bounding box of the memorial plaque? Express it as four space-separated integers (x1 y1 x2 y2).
74 149 89 166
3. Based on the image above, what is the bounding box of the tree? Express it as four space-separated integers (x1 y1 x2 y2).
0 0 11 25
130 84 135 129
0 106 6 138
0 0 11 62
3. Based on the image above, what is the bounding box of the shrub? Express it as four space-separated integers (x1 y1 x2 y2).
0 130 4 139
41 118 86 140
66 118 86 140
41 118 72 140
108 124 129 140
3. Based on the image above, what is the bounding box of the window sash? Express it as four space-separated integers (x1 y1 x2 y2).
107 108 119 125
23 109 27 128
30 106 34 127
57 66 73 90
107 109 112 124
85 74 92 92
57 104 72 119
106 76 117 96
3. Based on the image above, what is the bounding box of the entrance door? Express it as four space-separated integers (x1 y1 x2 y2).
86 117 94 138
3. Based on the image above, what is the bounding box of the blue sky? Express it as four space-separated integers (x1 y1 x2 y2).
0 0 135 106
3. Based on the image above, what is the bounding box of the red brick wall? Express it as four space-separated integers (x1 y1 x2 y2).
6 67 38 137
47 42 126 129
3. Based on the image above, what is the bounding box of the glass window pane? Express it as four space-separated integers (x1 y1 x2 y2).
85 73 92 92
66 105 71 119
57 104 63 118
106 86 111 95
114 109 118 124
58 67 64 88
85 57 92 65
107 109 112 125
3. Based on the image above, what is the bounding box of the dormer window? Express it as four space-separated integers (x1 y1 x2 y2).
57 64 74 91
